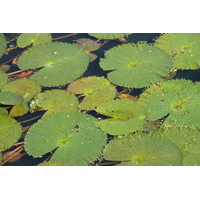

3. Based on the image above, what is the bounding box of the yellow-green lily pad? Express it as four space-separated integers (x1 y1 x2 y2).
67 76 117 110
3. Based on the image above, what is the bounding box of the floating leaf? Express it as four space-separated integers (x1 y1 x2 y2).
1 79 41 117
0 153 2 163
139 79 200 129
74 38 100 52
0 115 22 151
100 43 173 88
0 64 11 72
17 33 52 48
0 71 8 90
0 33 6 58
38 161 66 166
24 112 107 166
67 76 117 110
155 128 200 166
0 107 8 115
95 99 147 135
30 89 79 117
0 91 24 105
17 42 89 87
88 33 132 40
154 33 200 69
103 133 183 166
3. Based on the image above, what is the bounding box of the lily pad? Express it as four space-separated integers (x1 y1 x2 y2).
74 38 100 52
67 76 117 110
88 33 132 40
0 33 6 58
139 79 200 129
17 33 52 48
0 153 2 163
103 133 183 166
17 42 89 87
1 79 41 117
0 91 24 105
24 112 107 166
29 89 79 117
95 99 147 135
154 33 200 69
0 115 22 151
0 71 8 90
37 161 66 166
100 43 173 88
0 107 8 115
155 128 200 166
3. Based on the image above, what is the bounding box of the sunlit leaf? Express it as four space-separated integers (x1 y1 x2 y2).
0 115 22 151
17 33 52 48
103 133 183 166
155 128 200 166
67 76 117 110
95 99 147 135
154 33 200 69
88 33 132 40
0 33 7 58
30 89 79 117
139 79 200 129
17 42 89 87
24 112 107 166
100 43 173 88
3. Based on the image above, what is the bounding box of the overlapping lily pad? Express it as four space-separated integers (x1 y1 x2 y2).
17 33 52 48
155 128 200 166
95 99 147 135
154 33 200 69
29 89 79 117
0 107 8 115
24 112 107 166
103 133 183 166
17 42 89 87
0 33 6 58
100 43 173 88
0 71 8 90
1 79 41 116
0 115 22 151
138 79 200 129
0 91 24 105
67 76 117 110
88 33 132 40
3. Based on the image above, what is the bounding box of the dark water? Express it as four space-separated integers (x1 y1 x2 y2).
2 33 200 166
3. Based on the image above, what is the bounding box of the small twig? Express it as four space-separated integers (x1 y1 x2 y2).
52 33 79 41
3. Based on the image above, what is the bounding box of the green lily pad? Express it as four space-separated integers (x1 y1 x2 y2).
37 161 66 166
17 33 52 48
155 128 200 166
17 42 89 87
0 33 6 58
95 99 147 135
29 89 79 117
0 153 2 163
0 115 22 151
67 76 117 110
0 91 24 105
100 43 173 88
1 79 41 117
154 33 200 69
103 133 183 166
0 71 8 90
88 33 132 40
0 107 8 115
139 79 200 129
24 112 107 166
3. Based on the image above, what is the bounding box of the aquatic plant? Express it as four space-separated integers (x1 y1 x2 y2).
24 112 107 165
17 42 89 87
99 43 173 88
17 33 52 48
103 133 183 166
67 76 117 110
0 33 199 166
